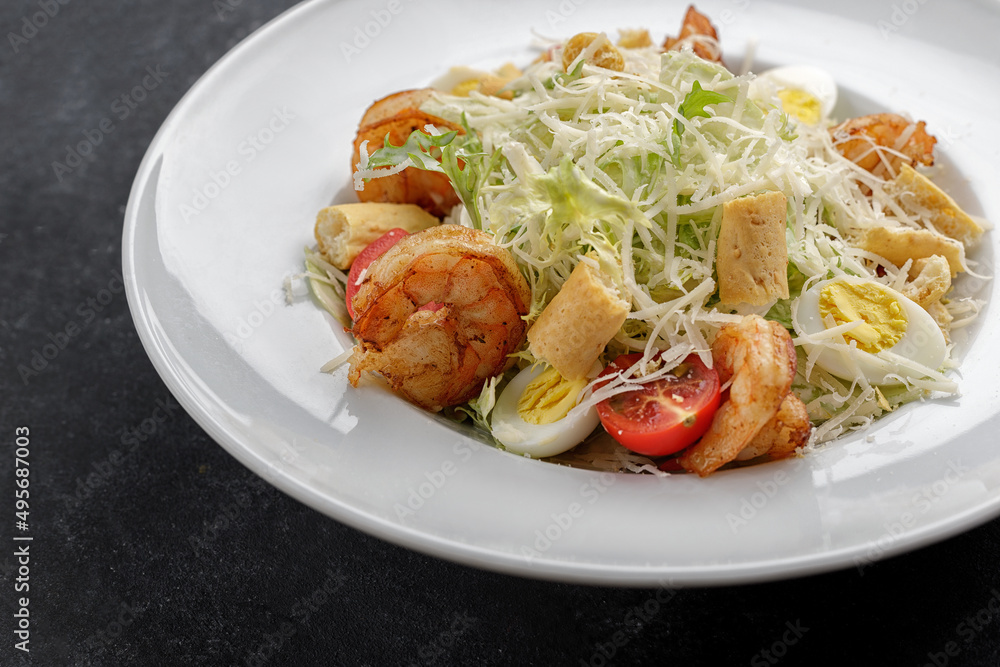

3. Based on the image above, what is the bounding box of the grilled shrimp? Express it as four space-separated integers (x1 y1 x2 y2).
663 5 723 64
348 225 532 412
358 89 432 128
735 393 811 462
353 89 462 218
830 113 936 180
678 315 798 476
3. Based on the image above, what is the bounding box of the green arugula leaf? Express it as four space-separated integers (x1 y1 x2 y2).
439 114 501 230
669 80 732 166
358 115 498 230
544 59 587 90
363 128 458 172
679 80 732 121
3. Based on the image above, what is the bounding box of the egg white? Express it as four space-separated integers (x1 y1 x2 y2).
749 65 838 121
490 365 600 458
429 66 489 93
795 276 947 385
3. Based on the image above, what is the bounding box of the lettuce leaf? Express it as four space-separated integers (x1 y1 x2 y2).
360 115 498 229
670 80 731 166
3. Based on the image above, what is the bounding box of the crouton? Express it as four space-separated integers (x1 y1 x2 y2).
528 259 629 381
315 203 439 270
716 191 790 306
889 164 984 249
562 33 625 72
617 28 653 49
859 225 965 277
902 255 951 308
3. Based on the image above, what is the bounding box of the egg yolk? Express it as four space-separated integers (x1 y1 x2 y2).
819 280 908 354
777 88 821 125
517 367 587 425
450 79 480 97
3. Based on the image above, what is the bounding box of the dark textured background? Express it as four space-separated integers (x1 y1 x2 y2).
2 1 1000 665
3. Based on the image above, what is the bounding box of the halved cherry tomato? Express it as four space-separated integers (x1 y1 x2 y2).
345 228 409 319
595 352 721 457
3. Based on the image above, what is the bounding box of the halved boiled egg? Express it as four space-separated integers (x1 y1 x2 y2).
796 275 947 385
749 65 837 125
490 364 600 458
429 66 490 95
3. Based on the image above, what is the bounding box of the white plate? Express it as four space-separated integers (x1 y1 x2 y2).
123 0 1000 585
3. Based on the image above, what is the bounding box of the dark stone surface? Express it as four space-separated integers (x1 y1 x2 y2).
2 1 1000 665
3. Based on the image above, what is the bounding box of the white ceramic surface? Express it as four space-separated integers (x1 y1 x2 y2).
123 0 1000 585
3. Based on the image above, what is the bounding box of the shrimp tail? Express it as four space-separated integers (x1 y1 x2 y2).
736 393 812 462
678 315 799 476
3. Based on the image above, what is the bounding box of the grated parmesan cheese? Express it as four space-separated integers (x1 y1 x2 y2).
356 44 984 453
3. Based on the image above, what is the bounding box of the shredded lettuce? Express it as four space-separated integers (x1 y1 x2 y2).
670 80 732 166
454 369 517 432
352 45 968 443
487 157 645 315
304 249 351 328
361 115 500 230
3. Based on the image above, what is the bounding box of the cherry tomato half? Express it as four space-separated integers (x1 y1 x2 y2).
345 228 409 319
595 352 721 457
